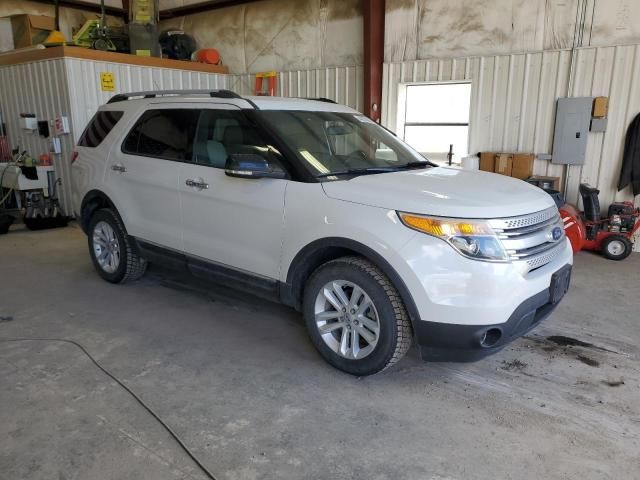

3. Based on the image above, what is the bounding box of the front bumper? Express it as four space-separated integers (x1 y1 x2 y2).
414 266 571 362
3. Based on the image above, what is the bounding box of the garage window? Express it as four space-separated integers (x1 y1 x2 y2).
78 111 123 147
400 82 471 164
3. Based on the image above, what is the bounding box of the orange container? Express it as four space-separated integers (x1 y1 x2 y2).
194 48 221 65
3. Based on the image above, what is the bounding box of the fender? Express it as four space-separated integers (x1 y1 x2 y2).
79 190 124 233
281 237 420 324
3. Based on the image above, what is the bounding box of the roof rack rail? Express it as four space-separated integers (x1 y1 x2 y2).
107 89 243 104
306 97 338 104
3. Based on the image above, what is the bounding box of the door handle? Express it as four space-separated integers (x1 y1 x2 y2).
111 164 127 173
186 179 209 190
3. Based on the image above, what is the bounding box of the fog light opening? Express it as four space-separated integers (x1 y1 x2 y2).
480 328 502 348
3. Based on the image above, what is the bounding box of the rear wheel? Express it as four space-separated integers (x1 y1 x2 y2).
303 256 412 376
88 209 147 283
601 235 633 261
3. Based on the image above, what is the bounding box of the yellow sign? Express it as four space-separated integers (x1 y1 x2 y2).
100 72 115 92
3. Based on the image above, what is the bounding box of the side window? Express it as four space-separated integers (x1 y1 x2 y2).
122 109 199 161
78 111 123 147
192 110 283 170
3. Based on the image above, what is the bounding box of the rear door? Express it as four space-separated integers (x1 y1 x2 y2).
105 105 198 251
179 106 289 280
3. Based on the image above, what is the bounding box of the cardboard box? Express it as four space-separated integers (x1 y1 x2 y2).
592 96 608 118
494 153 513 176
511 153 535 180
9 15 55 49
479 152 496 172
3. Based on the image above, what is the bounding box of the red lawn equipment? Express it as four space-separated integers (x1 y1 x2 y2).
559 183 640 260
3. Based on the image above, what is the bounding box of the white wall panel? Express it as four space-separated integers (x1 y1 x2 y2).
383 44 640 249
0 58 75 210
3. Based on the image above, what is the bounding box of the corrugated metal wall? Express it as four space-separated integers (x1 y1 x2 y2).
382 44 640 215
0 58 75 210
230 65 364 111
0 58 228 212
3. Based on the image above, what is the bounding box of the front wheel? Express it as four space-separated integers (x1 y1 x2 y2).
601 235 633 261
303 256 412 376
88 209 147 283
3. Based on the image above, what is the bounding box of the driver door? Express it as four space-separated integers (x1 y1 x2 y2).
179 106 289 281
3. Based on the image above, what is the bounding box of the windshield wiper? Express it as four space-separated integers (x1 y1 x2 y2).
316 161 437 178
396 160 438 169
316 167 398 178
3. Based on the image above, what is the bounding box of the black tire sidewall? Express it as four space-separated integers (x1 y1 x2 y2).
88 209 128 283
602 235 632 260
303 261 399 376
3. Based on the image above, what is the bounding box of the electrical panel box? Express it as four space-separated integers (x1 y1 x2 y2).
551 97 593 165
590 117 608 133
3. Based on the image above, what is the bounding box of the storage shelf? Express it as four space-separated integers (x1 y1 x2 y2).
0 46 229 74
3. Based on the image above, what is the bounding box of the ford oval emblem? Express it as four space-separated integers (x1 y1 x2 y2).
551 226 563 242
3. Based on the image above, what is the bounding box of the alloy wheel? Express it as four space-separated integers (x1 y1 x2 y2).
92 221 121 274
314 280 380 360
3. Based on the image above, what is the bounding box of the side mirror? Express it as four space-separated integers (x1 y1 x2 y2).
224 154 287 179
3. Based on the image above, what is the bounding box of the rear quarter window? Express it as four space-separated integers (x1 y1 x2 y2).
78 111 124 148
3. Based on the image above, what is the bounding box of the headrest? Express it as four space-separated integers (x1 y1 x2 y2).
223 126 243 144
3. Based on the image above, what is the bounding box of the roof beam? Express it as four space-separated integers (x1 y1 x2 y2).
160 0 266 19
27 0 127 20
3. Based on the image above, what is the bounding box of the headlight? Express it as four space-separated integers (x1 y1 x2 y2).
397 212 509 262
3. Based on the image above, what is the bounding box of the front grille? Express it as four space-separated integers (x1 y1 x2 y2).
489 206 565 271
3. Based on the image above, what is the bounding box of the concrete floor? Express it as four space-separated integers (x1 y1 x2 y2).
1 224 639 480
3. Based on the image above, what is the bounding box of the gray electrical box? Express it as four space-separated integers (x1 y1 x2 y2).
551 97 593 165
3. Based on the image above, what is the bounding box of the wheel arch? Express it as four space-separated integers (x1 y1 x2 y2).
282 237 420 323
80 190 121 234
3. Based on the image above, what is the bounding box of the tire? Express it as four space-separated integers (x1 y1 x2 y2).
303 256 412 376
88 208 147 283
601 235 633 261
0 215 13 234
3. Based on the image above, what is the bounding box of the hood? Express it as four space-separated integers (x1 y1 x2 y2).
321 167 556 218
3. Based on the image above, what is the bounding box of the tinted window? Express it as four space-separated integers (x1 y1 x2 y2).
122 109 199 161
78 111 123 147
192 110 282 169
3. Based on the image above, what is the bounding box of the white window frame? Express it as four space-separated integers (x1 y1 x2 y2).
396 80 472 164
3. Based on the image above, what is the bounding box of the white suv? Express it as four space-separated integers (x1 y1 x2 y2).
71 90 573 375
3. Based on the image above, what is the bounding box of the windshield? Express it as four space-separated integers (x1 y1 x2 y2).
256 111 431 179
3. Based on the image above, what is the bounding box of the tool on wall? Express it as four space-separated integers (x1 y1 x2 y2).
0 146 68 234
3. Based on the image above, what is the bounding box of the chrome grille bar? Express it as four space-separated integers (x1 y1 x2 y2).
492 206 565 271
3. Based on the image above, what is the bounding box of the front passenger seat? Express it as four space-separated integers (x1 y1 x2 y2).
207 140 227 168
